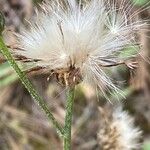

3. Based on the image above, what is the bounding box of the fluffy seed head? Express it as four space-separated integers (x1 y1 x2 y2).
98 106 142 150
12 0 147 96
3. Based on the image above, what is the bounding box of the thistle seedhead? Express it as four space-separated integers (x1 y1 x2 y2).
98 105 142 150
11 0 148 97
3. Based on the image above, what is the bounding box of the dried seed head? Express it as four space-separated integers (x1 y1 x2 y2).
98 105 142 150
12 0 147 95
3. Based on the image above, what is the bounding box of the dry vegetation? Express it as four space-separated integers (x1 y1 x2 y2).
0 0 150 150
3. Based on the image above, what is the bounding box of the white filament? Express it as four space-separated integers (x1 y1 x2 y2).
14 0 147 97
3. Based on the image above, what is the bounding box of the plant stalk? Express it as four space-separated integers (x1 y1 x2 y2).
0 36 64 136
63 87 75 150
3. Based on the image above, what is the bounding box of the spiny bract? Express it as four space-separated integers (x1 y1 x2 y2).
13 0 147 97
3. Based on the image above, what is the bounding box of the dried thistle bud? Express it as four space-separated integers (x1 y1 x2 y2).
11 0 147 96
98 106 142 150
0 12 5 34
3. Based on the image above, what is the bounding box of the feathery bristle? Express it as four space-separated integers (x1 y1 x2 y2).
12 0 148 96
98 106 142 150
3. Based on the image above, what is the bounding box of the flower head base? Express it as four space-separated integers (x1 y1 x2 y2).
51 65 82 87
12 0 147 96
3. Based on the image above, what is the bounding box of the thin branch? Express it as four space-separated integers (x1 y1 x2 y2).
63 87 75 150
99 59 138 69
0 36 64 136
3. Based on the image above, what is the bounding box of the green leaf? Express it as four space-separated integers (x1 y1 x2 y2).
0 63 13 78
133 0 149 6
143 143 150 150
119 45 139 59
0 73 18 88
110 87 133 100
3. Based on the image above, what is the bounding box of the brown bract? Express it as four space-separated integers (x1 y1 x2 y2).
51 66 82 87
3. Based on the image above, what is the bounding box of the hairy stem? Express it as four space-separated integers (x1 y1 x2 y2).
0 36 64 136
63 87 75 150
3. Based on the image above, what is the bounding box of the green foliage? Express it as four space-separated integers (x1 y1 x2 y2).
32 0 43 5
119 45 139 59
110 87 133 100
0 73 18 88
133 0 149 6
0 63 18 88
143 143 150 150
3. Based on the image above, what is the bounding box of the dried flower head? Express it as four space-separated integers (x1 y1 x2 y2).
11 0 147 96
98 106 142 150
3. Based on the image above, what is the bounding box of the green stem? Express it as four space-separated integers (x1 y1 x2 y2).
0 36 64 136
63 87 75 150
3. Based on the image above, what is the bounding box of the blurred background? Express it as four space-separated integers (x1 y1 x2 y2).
0 0 150 149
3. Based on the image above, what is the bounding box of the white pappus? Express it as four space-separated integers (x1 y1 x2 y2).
98 106 142 150
12 0 148 98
